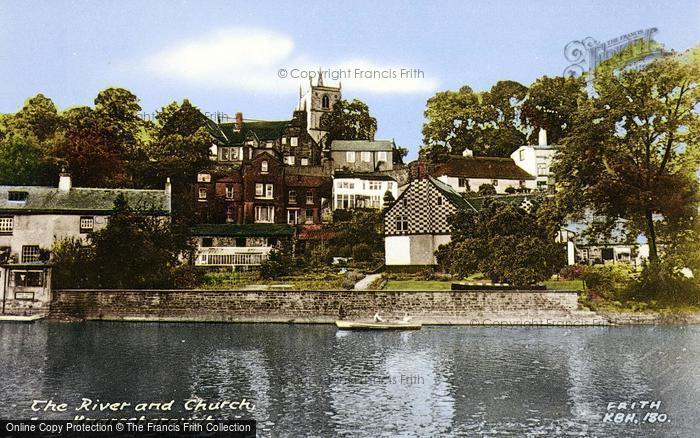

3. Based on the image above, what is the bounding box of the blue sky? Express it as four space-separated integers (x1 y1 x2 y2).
1 0 698 159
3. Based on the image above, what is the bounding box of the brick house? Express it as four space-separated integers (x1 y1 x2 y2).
285 170 333 225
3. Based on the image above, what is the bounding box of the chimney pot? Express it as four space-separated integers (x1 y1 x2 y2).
235 112 243 130
538 128 548 146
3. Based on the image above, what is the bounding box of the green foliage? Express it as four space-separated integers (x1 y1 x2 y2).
51 195 193 289
260 247 296 279
329 209 384 264
553 56 700 264
436 201 566 285
477 183 497 196
578 264 633 301
0 134 57 185
629 261 700 305
320 99 377 144
521 75 586 144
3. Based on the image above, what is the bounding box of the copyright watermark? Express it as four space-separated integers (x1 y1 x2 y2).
277 67 425 81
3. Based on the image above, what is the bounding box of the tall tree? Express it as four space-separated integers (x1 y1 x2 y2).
522 75 586 144
421 81 528 160
11 94 61 142
553 56 700 264
321 99 377 144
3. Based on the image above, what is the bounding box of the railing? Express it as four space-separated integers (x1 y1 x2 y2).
195 246 272 266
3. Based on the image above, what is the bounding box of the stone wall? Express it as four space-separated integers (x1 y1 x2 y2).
49 289 584 324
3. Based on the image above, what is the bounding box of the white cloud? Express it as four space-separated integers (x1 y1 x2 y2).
141 27 438 94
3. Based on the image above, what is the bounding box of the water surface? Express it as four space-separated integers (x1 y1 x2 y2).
0 322 697 436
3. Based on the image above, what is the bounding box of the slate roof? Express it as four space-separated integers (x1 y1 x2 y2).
190 224 295 237
206 120 289 146
330 140 393 151
285 174 331 187
0 186 170 214
427 176 477 212
432 156 536 180
465 193 545 211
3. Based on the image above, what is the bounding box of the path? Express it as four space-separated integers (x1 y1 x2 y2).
354 273 382 290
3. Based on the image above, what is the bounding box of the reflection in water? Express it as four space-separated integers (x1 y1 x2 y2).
0 322 698 437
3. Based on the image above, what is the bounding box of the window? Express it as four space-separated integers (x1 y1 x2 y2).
225 186 234 199
306 190 314 204
21 245 40 263
8 191 28 202
0 217 13 234
198 188 207 200
519 150 525 161
288 190 297 203
346 151 356 163
79 216 94 233
361 151 371 162
437 196 443 206
378 151 388 162
387 182 393 190
402 198 408 207
266 141 273 148
396 216 409 231
282 137 288 145
519 180 526 188
265 184 274 198
458 178 469 188
337 181 355 189
305 209 314 224
492 179 499 187
290 137 298 147
370 195 381 209
226 207 235 223
368 181 382 190
197 173 211 183
255 206 275 223
301 158 309 166
222 147 231 161
231 148 239 160
261 160 268 173
255 183 264 197
12 270 44 287
285 156 295 165
537 163 548 176
322 95 330 109
335 194 356 210
287 209 299 225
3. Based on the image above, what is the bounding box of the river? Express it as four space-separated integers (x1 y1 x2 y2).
0 322 698 436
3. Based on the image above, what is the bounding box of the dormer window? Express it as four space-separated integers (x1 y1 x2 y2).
261 160 268 173
8 191 28 202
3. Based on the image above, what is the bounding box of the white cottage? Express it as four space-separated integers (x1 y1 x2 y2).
510 129 556 191
332 172 399 210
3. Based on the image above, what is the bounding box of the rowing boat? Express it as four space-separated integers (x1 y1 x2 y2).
335 320 422 330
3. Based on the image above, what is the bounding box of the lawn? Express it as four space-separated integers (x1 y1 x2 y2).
383 280 453 290
544 279 585 291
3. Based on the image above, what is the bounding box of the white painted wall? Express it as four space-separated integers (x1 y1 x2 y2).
511 145 555 190
333 177 399 210
385 235 411 265
435 175 536 194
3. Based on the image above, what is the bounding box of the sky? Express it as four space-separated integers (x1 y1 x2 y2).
1 0 699 159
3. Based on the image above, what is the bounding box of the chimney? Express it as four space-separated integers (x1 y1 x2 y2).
58 172 72 192
235 112 243 130
538 128 548 146
165 177 172 213
462 147 474 157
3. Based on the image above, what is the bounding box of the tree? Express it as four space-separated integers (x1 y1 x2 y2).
11 94 61 142
52 195 193 289
329 209 383 262
382 190 395 211
478 183 497 196
553 56 700 264
0 134 56 185
522 75 586 144
421 81 528 160
320 99 377 143
436 201 566 284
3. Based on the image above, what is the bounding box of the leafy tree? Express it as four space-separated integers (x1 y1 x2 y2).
382 190 395 211
11 94 61 142
522 75 586 144
52 195 193 288
478 183 497 196
421 81 528 160
553 56 700 265
329 209 383 262
320 99 377 143
93 87 144 157
436 200 566 284
0 134 57 185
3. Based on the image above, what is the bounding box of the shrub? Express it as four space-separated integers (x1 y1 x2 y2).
579 264 632 301
559 264 587 280
260 249 295 279
351 243 374 263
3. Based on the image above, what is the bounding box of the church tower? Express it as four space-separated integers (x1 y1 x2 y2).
297 68 341 145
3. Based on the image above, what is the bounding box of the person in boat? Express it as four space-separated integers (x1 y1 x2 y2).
373 312 385 323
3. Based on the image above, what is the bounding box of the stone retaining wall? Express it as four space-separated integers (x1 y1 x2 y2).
49 289 582 323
